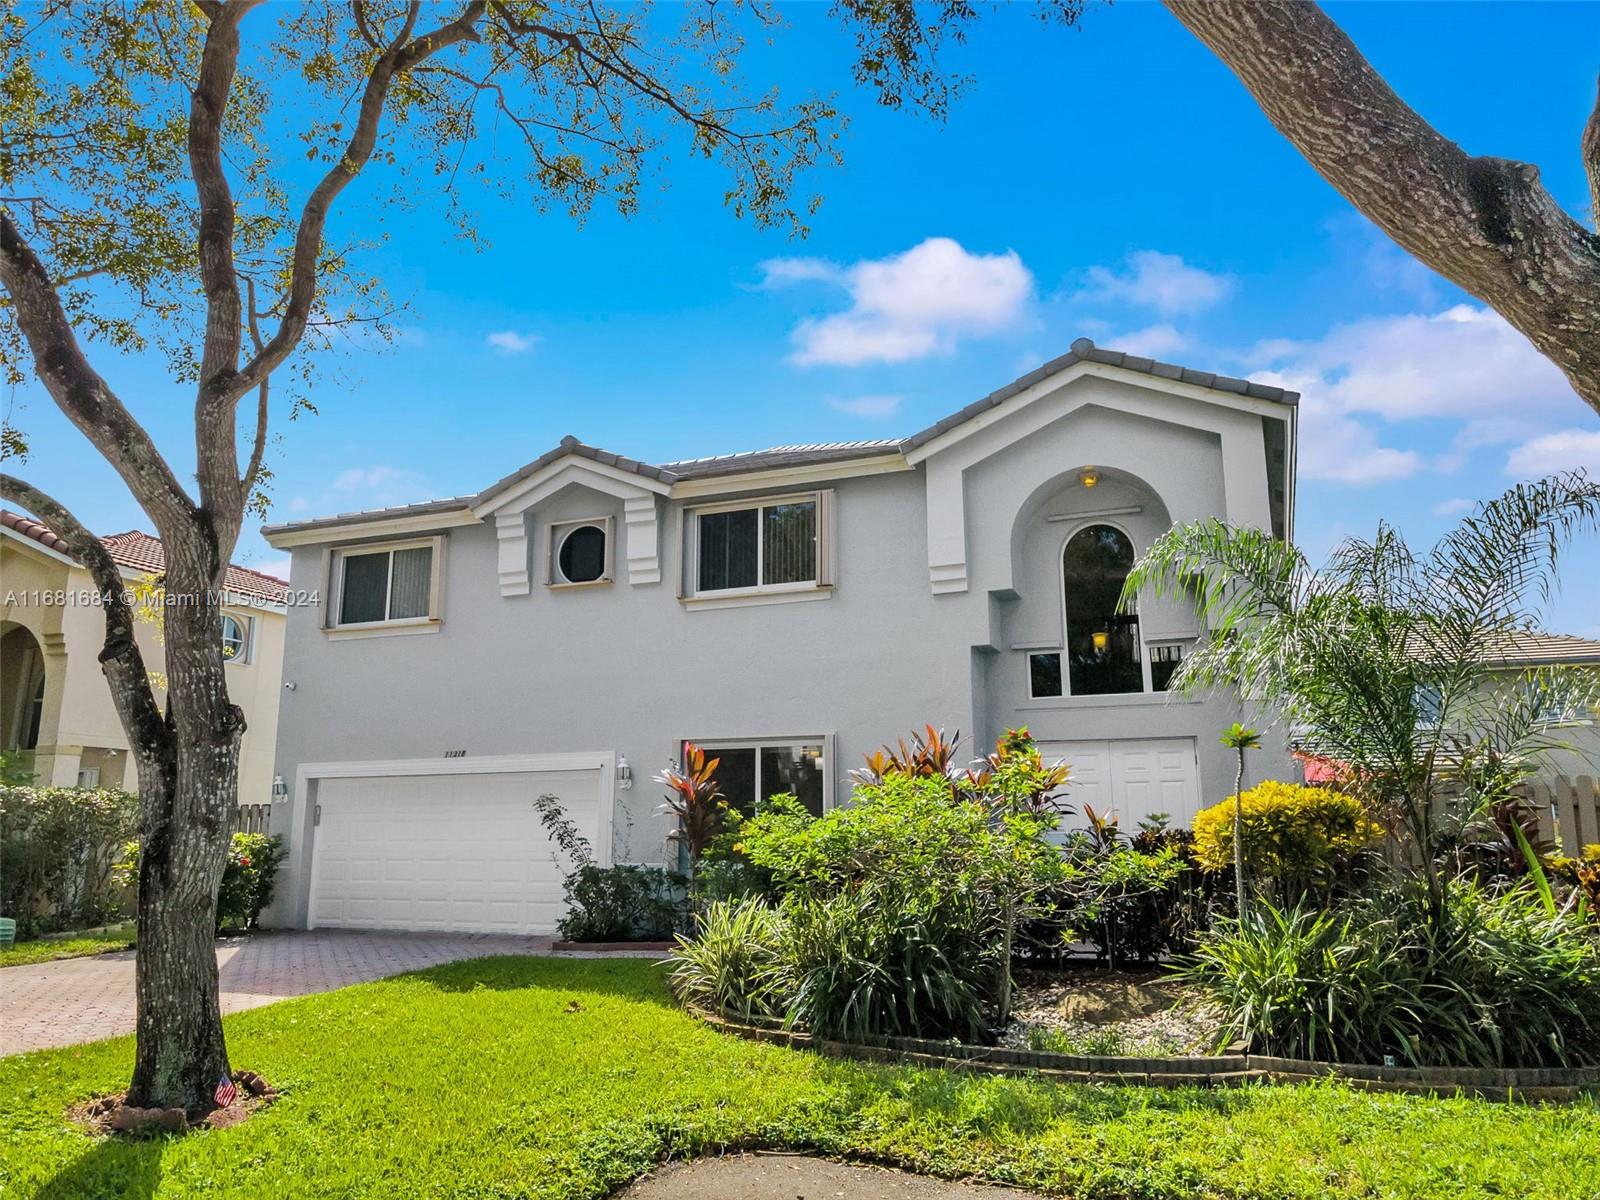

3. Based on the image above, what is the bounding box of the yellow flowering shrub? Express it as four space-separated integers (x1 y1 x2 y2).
1192 780 1385 892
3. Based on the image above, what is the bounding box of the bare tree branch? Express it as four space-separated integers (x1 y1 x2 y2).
0 210 196 531
1166 0 1600 419
0 473 172 777
231 2 485 404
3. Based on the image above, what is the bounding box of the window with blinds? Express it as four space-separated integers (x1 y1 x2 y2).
691 492 830 596
333 540 438 626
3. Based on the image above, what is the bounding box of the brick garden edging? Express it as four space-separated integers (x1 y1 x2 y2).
694 1011 1600 1102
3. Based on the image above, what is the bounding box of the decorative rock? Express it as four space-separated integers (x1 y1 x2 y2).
237 1070 271 1096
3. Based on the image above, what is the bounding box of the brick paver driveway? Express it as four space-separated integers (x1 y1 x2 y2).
1 929 570 1055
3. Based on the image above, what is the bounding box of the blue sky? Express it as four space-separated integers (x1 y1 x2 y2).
11 1 1600 634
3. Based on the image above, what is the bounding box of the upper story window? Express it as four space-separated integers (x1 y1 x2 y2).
1063 523 1143 696
688 491 832 599
221 613 251 663
332 538 439 629
549 518 611 586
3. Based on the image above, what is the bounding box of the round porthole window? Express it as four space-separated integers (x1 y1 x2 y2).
557 524 607 584
221 614 247 661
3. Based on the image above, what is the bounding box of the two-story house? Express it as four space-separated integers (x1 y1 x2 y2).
1 512 288 813
261 339 1298 933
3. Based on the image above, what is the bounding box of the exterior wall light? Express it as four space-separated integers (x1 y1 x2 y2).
1091 631 1109 652
617 756 633 791
1079 468 1099 489
271 773 289 802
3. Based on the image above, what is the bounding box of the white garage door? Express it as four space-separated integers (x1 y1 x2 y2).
308 762 607 934
1038 738 1200 832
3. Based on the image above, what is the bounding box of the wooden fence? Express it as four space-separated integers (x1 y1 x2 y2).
1528 775 1599 856
234 803 271 835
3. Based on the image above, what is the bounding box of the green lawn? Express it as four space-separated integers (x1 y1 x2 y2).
0 924 137 968
2 958 1596 1200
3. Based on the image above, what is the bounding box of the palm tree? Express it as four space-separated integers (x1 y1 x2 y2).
1219 723 1261 918
1122 473 1600 909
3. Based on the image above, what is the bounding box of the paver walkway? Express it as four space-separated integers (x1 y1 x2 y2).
1 929 580 1055
620 1155 1046 1200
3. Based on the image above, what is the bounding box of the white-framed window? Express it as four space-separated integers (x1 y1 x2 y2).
687 736 829 817
221 613 251 664
76 766 101 788
548 517 612 587
687 490 832 598
329 536 443 629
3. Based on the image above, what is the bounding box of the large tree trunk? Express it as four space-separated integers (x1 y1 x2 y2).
125 548 245 1113
1166 0 1600 419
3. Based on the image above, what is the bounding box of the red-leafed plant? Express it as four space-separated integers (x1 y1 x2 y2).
848 725 963 790
656 744 727 869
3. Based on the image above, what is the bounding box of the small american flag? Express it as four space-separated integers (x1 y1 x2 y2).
214 1074 237 1108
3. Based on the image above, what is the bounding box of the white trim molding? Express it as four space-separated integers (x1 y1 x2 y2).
265 508 477 549
472 455 668 594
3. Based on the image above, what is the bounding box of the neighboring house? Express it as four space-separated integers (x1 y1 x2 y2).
0 512 288 809
262 339 1299 933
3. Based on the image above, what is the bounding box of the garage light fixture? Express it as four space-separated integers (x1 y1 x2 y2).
617 756 633 790
271 773 288 802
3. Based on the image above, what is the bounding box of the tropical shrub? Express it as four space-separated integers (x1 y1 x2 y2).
532 791 686 940
655 743 728 869
115 832 286 931
216 833 286 929
0 785 139 937
667 897 790 1020
1192 780 1383 900
560 864 682 941
779 885 991 1041
1187 878 1600 1068
696 771 1062 1038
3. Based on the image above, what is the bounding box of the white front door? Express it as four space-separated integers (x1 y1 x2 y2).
308 761 608 934
1038 738 1200 832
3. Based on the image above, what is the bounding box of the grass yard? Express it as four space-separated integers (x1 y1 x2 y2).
1 957 1596 1200
0 924 137 968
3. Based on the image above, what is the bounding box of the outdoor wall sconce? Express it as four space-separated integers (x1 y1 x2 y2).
1091 631 1109 652
617 756 633 791
271 773 289 802
1079 467 1099 489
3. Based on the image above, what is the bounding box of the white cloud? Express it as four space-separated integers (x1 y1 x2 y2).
1081 250 1233 316
330 466 418 493
826 394 903 419
1504 427 1600 477
756 257 842 288
1432 497 1477 518
771 237 1034 367
1108 323 1190 359
1247 304 1585 485
1244 364 1424 485
486 329 539 355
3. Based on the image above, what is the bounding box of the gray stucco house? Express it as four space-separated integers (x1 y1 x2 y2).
262 339 1298 933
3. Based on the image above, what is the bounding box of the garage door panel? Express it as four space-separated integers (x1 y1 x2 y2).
310 765 605 935
1039 738 1199 832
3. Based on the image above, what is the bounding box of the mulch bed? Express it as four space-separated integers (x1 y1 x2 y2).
69 1071 278 1137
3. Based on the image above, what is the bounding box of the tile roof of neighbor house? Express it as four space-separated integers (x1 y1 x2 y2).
2 510 289 605
263 338 1299 536
1482 630 1600 666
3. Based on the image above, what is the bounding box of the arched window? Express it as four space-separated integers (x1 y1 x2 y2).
1062 524 1143 695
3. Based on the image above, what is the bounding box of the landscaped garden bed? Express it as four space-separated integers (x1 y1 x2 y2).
998 968 1222 1057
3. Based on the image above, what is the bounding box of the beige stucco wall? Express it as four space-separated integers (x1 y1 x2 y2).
0 531 285 804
